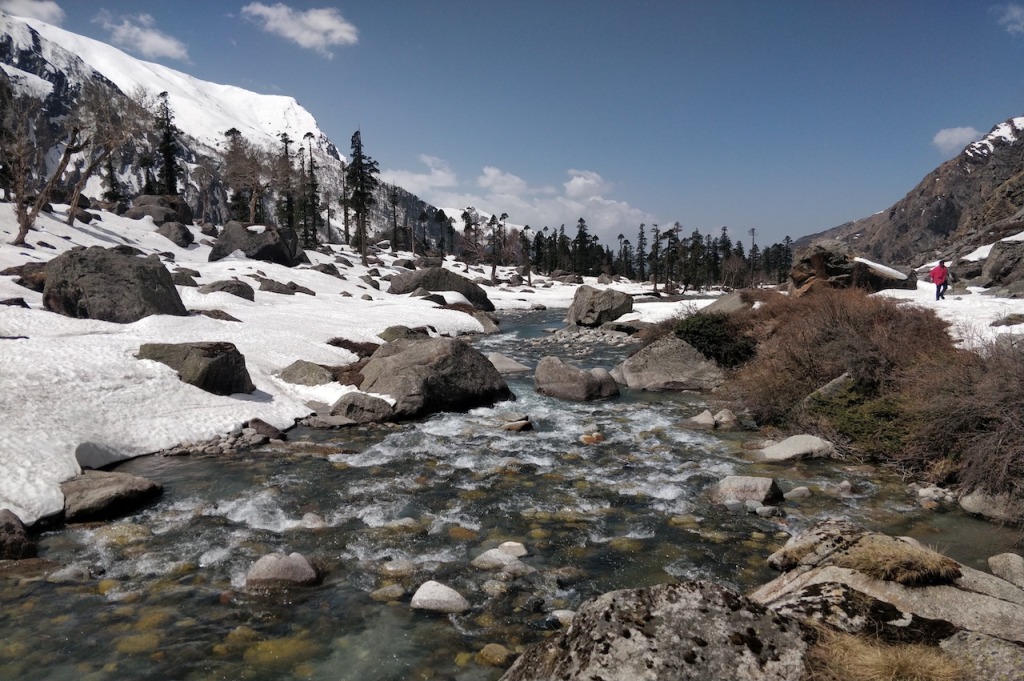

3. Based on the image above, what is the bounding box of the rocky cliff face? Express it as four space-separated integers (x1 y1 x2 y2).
798 117 1024 267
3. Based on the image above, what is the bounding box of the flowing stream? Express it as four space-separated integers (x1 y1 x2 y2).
1 309 1019 681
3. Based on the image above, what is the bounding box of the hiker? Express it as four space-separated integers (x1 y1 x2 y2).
929 260 949 300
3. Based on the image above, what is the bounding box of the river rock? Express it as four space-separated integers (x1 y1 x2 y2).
611 335 724 391
387 267 495 311
359 338 514 419
276 359 333 386
689 409 717 427
758 434 835 461
500 580 809 681
61 470 163 522
43 245 187 323
245 552 320 589
988 553 1024 589
137 341 256 395
370 584 406 602
534 356 619 402
487 353 531 375
959 490 1023 524
473 311 500 334
751 520 1024 645
330 391 396 423
707 476 783 505
410 580 470 613
565 285 633 327
198 279 255 301
477 643 513 667
0 509 36 559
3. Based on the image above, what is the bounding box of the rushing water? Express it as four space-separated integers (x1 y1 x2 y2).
1 309 1019 681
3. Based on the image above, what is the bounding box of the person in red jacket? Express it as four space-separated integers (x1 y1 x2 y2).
929 260 949 300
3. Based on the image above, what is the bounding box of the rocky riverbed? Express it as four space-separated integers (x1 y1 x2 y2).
1 309 1021 681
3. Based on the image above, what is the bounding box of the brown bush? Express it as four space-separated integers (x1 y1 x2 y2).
728 289 952 427
804 628 964 681
898 337 1024 499
836 535 961 586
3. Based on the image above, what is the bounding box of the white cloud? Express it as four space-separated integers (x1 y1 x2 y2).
380 155 457 196
93 11 189 61
241 2 357 59
407 161 654 243
932 126 983 155
0 0 64 24
997 3 1024 34
564 169 612 199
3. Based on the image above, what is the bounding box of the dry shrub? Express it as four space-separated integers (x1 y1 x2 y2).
441 302 478 315
835 535 961 586
327 337 381 358
728 288 952 427
804 628 965 681
898 337 1024 500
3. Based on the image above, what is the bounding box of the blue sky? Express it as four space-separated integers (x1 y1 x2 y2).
4 0 1024 248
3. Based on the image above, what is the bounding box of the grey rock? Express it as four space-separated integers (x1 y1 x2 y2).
988 553 1024 589
501 581 809 681
132 194 194 225
487 352 532 375
43 246 187 323
359 338 514 419
612 335 724 391
387 267 495 311
137 341 255 395
940 631 1024 681
208 221 303 266
565 285 633 327
0 509 36 559
329 392 395 423
171 270 198 287
277 359 333 386
758 434 835 462
960 490 1024 523
61 471 162 522
155 221 194 248
410 580 470 613
198 279 255 301
534 356 619 402
245 552 320 589
473 311 500 334
378 325 429 342
708 475 784 505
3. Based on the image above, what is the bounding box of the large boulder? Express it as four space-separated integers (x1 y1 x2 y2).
43 246 187 323
565 285 633 327
387 267 495 311
60 470 163 522
276 360 333 386
750 520 1024 645
501 581 810 681
534 356 619 402
208 221 303 267
155 221 194 248
979 240 1024 288
358 338 514 419
137 341 256 395
132 194 194 225
198 279 255 301
790 241 916 295
0 509 36 559
612 335 724 391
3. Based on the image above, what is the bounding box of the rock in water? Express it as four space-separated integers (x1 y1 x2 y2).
707 476 784 505
410 580 470 613
612 335 724 391
500 581 809 681
246 552 320 589
43 245 187 323
359 338 513 418
565 285 633 327
0 509 36 559
534 356 619 402
61 471 162 522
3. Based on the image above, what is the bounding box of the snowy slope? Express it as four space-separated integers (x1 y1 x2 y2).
1 11 337 156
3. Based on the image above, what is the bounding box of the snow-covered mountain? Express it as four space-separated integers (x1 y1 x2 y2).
0 11 338 159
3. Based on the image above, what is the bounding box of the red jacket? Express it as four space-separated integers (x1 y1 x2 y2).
929 264 948 285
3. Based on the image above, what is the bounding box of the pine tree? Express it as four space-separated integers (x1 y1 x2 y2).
302 132 320 247
345 130 380 266
636 223 647 282
154 92 181 195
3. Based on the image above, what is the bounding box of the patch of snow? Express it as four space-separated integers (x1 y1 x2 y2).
853 257 907 280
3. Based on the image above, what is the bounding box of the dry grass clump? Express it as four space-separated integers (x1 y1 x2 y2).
804 628 965 681
728 288 952 427
835 536 961 587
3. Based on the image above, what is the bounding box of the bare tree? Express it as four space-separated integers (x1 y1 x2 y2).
223 128 272 223
64 84 149 224
1 93 44 245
